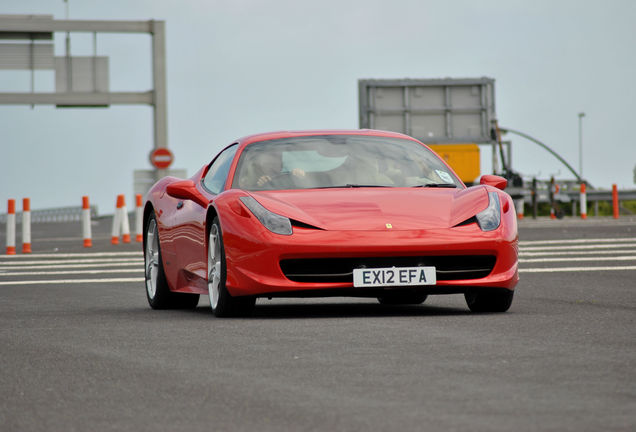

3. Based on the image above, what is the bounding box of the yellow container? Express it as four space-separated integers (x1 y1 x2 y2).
429 144 480 184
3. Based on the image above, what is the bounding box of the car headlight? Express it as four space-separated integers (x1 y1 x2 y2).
239 196 292 235
475 191 501 232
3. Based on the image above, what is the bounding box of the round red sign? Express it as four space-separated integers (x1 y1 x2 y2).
150 147 174 169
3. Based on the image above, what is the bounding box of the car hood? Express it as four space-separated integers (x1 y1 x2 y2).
249 187 489 230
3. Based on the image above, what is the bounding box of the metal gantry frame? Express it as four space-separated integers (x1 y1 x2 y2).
0 15 169 179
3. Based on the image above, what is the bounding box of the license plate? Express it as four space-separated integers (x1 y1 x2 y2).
353 266 436 287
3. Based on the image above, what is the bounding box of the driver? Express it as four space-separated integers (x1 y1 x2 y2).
240 151 305 189
255 152 283 187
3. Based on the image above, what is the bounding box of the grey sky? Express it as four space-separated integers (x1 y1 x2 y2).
1 0 635 213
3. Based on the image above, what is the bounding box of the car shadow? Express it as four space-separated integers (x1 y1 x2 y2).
191 301 470 319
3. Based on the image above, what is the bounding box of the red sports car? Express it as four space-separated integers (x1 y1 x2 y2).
143 130 518 316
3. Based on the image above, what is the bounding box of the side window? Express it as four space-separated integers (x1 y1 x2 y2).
202 144 238 194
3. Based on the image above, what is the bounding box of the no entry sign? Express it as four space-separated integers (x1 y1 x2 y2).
150 147 174 169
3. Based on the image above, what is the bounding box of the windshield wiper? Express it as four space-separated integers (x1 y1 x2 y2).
412 183 458 188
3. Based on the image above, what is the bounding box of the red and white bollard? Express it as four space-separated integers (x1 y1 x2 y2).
121 195 131 244
515 197 524 220
22 198 31 253
579 183 587 219
6 199 16 255
82 196 93 248
550 182 557 220
111 194 131 245
135 194 143 242
111 195 123 245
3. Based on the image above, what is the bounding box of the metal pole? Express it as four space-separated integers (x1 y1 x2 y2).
92 32 97 92
492 142 499 174
578 112 585 178
506 141 512 171
29 36 34 109
531 177 537 219
64 0 72 92
151 20 168 181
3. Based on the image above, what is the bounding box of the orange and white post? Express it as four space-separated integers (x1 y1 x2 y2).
112 194 131 244
121 195 131 243
135 194 143 242
82 196 92 248
612 184 619 219
111 195 123 244
6 199 16 255
515 197 524 220
579 183 587 219
22 198 32 253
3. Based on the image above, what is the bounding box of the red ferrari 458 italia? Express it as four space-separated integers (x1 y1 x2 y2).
143 129 518 316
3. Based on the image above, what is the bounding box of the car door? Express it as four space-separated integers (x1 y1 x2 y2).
171 144 238 290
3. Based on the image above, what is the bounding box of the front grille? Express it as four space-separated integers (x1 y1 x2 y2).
280 255 496 283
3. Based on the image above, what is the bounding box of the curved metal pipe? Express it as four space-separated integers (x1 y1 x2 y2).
499 127 584 184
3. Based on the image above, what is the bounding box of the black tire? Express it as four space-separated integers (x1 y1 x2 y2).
464 289 514 313
377 291 428 305
144 213 199 310
208 217 255 317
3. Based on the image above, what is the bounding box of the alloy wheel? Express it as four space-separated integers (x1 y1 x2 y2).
208 224 222 309
145 218 159 299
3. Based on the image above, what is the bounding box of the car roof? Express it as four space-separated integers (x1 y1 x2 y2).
235 129 420 148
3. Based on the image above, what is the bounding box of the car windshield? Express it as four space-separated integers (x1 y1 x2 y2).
232 135 463 191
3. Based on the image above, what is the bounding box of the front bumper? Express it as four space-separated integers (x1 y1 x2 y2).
222 220 518 297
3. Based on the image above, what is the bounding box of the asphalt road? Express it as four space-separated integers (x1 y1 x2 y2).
1 216 635 431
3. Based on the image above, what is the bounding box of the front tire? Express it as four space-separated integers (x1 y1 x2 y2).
144 214 199 309
208 217 255 317
464 289 514 313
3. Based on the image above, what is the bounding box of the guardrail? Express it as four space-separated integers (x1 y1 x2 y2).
507 187 636 202
0 205 99 224
507 186 636 218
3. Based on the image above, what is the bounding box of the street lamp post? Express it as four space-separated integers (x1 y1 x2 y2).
578 112 586 179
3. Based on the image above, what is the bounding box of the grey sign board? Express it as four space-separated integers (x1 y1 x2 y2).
0 14 53 40
0 43 53 69
55 56 109 93
359 77 496 144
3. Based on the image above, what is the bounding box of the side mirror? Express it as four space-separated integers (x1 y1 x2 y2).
479 175 507 190
166 180 209 207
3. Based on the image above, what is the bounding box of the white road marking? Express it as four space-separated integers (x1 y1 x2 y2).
520 266 636 273
0 258 144 266
519 256 636 263
520 243 636 252
3 237 636 285
0 251 142 259
519 237 636 246
520 249 636 257
0 261 142 271
517 237 636 273
0 269 142 276
0 252 145 283
0 278 145 286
